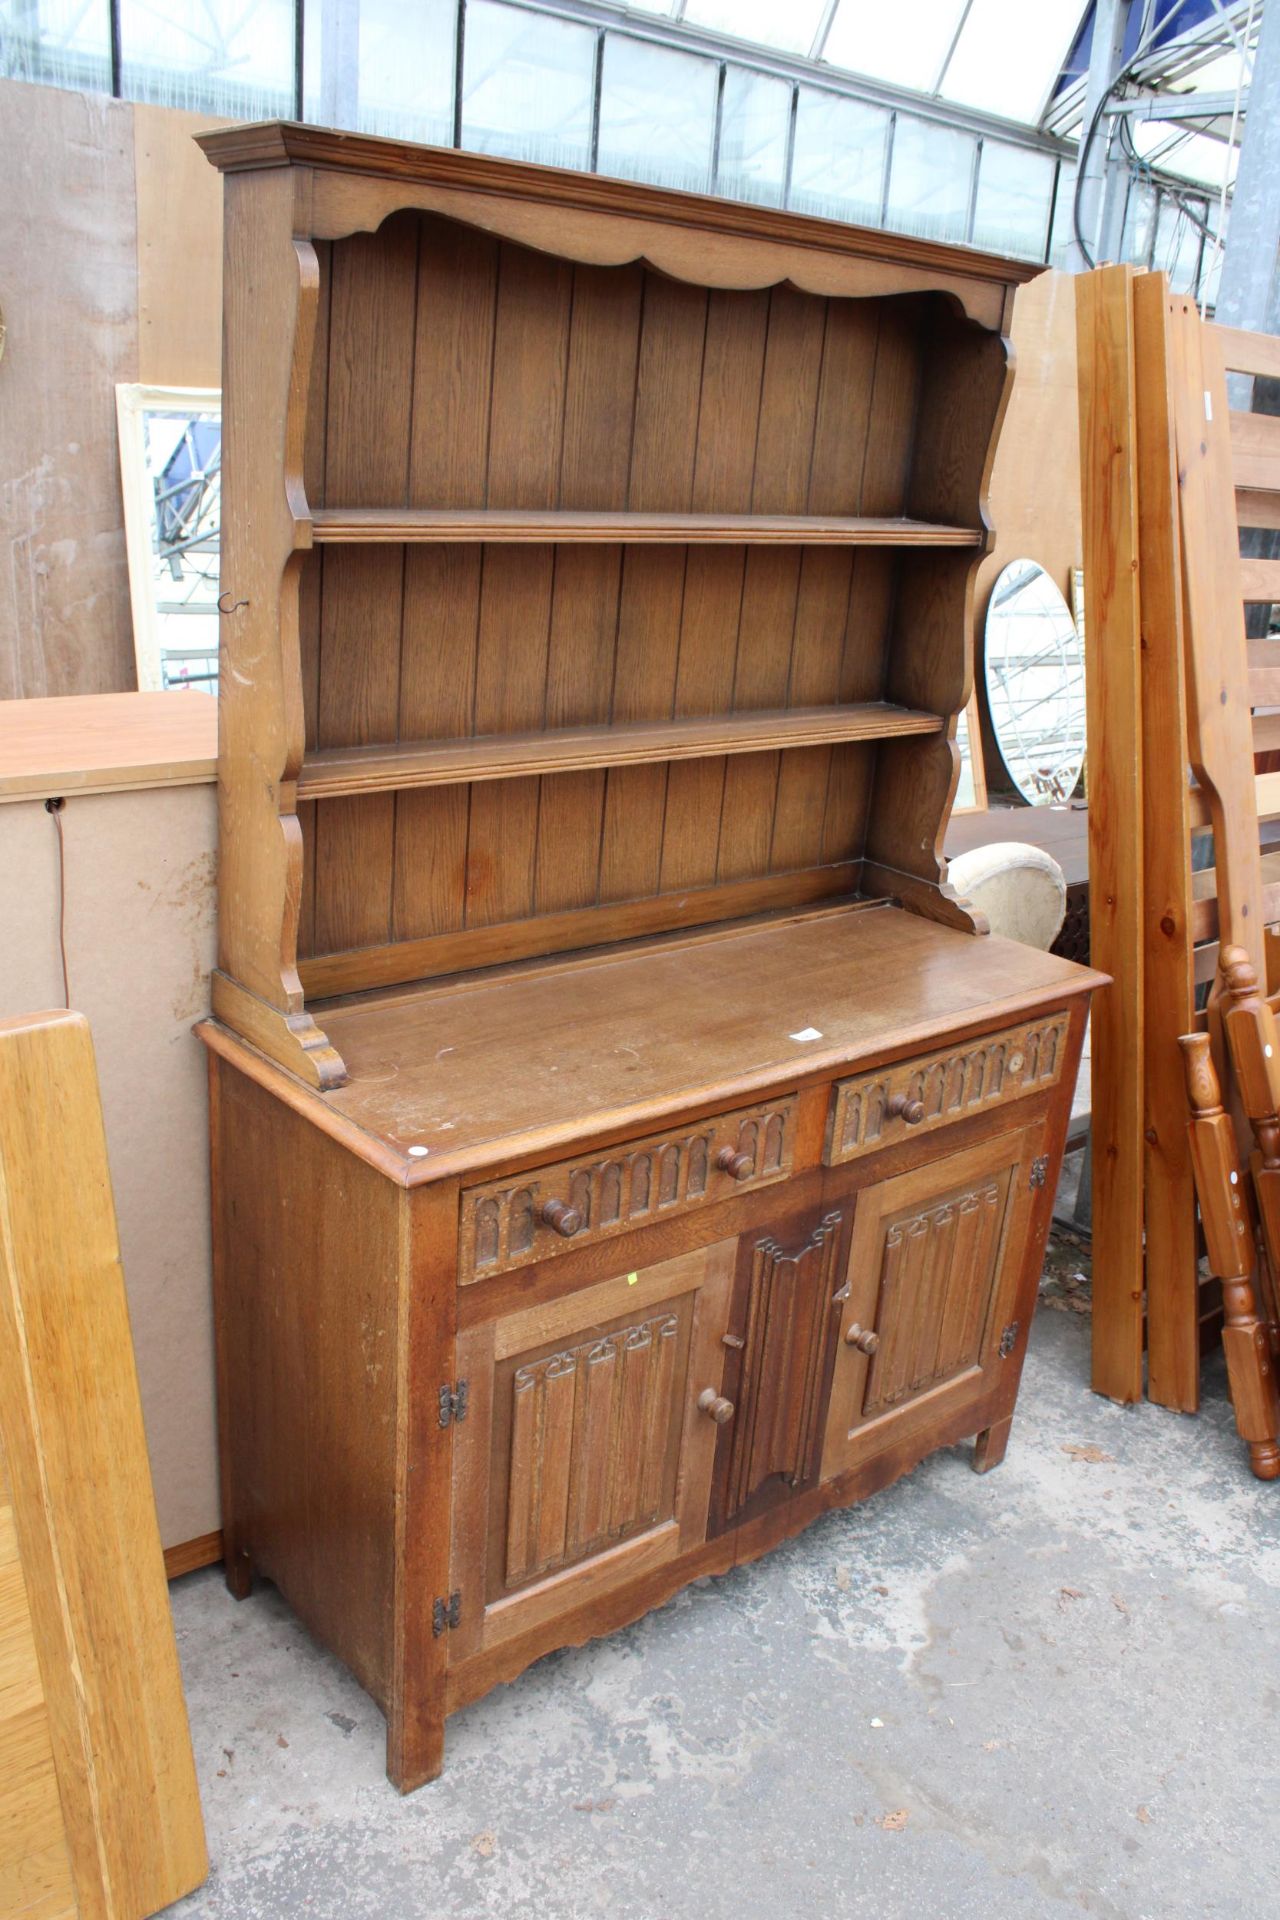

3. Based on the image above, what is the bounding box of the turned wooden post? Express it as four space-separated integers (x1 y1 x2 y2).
1221 945 1280 1354
1180 1031 1280 1479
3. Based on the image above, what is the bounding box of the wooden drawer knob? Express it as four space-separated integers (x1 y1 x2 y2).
845 1323 880 1355
715 1146 753 1181
697 1387 735 1424
539 1198 583 1238
886 1092 926 1125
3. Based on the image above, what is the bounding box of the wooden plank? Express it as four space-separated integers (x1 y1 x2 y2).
1236 486 1280 529
133 103 227 388
308 508 984 545
1132 271 1199 1413
769 551 856 873
303 707 948 808
972 272 1083 703
391 217 497 945
534 262 645 916
0 80 137 701
661 291 769 891
598 275 706 907
1213 320 1280 383
1240 558 1280 604
1171 292 1267 977
1230 407 1280 495
1248 639 1280 708
1189 852 1280 942
0 1476 77 1920
1076 264 1145 1403
311 219 418 955
163 1529 224 1580
860 301 925 515
0 1011 206 1914
718 288 826 884
388 1181 457 1790
300 863 867 998
0 691 217 803
808 299 880 516
1191 769 1280 826
299 904 1104 1175
463 242 573 932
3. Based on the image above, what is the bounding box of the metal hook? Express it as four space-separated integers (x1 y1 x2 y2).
218 591 249 615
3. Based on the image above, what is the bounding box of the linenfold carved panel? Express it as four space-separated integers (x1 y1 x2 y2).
717 1210 846 1529
459 1096 796 1281
861 1177 1006 1417
500 1309 684 1595
824 1012 1071 1166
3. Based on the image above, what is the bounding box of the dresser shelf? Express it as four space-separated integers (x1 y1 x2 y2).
297 702 946 801
307 507 985 547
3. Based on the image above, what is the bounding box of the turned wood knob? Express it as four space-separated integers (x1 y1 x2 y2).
845 1323 880 1355
715 1145 754 1181
886 1092 926 1125
697 1387 735 1424
539 1198 583 1238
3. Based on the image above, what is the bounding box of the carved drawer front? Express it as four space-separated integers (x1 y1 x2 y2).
822 1127 1041 1481
824 1012 1071 1167
447 1242 736 1665
459 1096 797 1282
710 1204 849 1535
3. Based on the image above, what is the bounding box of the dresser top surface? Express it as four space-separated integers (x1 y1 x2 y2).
208 905 1100 1183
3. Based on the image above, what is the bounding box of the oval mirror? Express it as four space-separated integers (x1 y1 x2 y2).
984 558 1085 805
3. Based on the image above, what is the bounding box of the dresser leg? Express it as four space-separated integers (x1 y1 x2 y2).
386 1701 445 1793
972 1413 1013 1473
222 1535 254 1600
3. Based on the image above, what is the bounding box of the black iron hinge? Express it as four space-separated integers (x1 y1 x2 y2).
437 1380 469 1427
1029 1155 1050 1190
432 1591 462 1636
998 1321 1020 1359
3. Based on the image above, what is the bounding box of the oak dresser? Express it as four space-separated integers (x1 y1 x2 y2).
197 121 1101 1790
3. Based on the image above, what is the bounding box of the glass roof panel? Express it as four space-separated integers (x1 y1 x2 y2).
597 35 719 194
940 0 1085 122
1131 122 1239 190
682 0 829 57
821 0 965 94
462 2 595 168
717 66 792 204
884 114 975 243
790 88 889 225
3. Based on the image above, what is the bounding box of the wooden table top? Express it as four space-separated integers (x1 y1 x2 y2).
204 904 1103 1184
945 803 1089 887
0 692 217 803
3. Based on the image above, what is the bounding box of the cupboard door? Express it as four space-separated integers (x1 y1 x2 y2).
449 1241 735 1663
710 1203 850 1534
821 1126 1041 1481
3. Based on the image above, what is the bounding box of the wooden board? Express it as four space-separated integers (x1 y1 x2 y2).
133 105 229 389
0 692 217 803
973 268 1082 782
1132 274 1199 1414
0 1456 76 1920
240 905 1103 1182
1075 265 1145 1404
0 80 138 700
0 1010 207 1915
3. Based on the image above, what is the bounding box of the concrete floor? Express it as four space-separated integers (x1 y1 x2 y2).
167 1256 1280 1920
